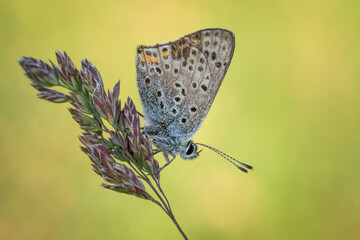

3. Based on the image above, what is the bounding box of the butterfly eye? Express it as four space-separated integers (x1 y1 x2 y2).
186 143 197 155
186 144 194 155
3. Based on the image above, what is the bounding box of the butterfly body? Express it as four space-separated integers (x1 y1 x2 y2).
136 28 235 162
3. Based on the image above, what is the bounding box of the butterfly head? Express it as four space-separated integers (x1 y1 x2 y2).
180 141 201 160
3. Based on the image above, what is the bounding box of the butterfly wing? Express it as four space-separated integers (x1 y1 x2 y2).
182 28 236 92
136 28 235 142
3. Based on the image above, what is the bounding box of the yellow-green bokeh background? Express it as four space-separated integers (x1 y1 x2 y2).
1 0 359 239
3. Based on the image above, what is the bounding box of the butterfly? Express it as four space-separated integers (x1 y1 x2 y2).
135 28 253 172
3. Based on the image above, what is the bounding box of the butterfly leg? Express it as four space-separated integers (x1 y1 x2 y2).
137 111 144 117
152 149 161 155
160 154 176 171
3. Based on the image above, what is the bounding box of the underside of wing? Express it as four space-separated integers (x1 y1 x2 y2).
182 28 235 92
136 28 235 142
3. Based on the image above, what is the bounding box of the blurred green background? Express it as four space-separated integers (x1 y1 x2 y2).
1 0 359 239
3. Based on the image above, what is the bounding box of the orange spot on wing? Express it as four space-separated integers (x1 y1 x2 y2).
145 53 153 63
153 57 158 63
162 51 168 58
140 51 145 62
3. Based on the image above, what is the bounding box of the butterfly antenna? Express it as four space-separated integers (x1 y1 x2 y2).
196 143 254 173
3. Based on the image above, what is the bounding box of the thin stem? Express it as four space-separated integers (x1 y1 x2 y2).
168 212 188 240
151 198 167 213
129 167 146 181
149 176 186 239
144 178 171 213
129 165 187 239
127 158 172 213
127 160 170 212
150 182 188 240
153 177 172 212
128 161 147 181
